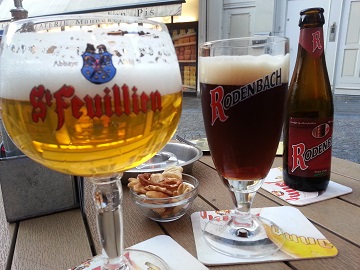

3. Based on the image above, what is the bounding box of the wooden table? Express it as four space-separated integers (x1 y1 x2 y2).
1 155 359 270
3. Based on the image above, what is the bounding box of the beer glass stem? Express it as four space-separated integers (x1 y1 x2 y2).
91 174 127 270
228 180 260 236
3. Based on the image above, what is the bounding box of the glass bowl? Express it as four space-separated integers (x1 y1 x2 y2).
130 174 199 222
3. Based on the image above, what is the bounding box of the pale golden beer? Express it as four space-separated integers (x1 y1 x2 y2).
1 91 181 176
0 17 183 177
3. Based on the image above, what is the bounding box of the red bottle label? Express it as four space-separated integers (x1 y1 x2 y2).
299 27 324 57
287 117 333 178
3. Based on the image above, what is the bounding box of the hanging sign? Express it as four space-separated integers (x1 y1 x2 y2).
0 0 184 30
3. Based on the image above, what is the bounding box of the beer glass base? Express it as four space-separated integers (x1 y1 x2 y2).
102 249 169 270
203 215 285 258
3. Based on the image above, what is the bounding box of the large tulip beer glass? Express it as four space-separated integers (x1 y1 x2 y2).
0 15 182 269
199 37 289 258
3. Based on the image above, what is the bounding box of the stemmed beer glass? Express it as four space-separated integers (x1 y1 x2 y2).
0 15 182 269
199 37 289 258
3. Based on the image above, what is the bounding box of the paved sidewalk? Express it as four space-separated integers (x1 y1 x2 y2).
175 94 360 164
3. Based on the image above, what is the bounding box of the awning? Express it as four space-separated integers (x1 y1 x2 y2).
0 0 184 29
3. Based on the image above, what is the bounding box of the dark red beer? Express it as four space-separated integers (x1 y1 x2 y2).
201 82 287 181
199 39 290 259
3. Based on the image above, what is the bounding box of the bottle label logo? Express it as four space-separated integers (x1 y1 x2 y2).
288 117 333 177
299 27 324 57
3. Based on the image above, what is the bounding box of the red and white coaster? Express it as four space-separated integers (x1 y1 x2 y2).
191 206 338 266
261 167 353 206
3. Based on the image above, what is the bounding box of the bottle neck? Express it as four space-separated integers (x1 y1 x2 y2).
299 27 324 58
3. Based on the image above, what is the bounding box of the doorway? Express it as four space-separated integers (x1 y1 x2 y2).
334 0 360 95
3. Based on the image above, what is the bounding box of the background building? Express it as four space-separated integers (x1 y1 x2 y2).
199 0 360 96
0 0 359 96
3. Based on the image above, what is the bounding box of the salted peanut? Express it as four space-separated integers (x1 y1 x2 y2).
151 207 166 216
172 204 185 215
127 178 140 188
128 178 147 194
128 177 138 182
146 190 170 198
128 177 139 184
150 173 165 183
144 185 173 196
173 183 193 196
159 178 182 192
162 165 183 180
160 207 175 218
133 183 147 194
128 177 147 194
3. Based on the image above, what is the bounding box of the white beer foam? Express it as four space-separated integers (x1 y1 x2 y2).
199 54 290 85
0 25 182 100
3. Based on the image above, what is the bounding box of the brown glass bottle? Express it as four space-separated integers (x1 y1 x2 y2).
283 7 334 192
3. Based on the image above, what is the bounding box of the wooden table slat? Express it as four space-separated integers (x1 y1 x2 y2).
11 210 92 270
1 153 359 270
331 157 360 180
0 184 16 270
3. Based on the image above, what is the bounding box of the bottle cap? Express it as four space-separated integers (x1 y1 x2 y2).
299 7 325 28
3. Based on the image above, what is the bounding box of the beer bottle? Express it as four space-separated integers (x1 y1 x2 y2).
283 7 334 191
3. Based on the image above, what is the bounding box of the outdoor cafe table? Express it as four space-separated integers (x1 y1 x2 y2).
1 155 359 270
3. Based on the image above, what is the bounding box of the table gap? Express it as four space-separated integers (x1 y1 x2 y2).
5 221 19 270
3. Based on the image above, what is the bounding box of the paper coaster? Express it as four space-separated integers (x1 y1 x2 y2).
276 141 284 156
190 138 210 153
261 167 353 206
191 206 338 266
71 235 208 270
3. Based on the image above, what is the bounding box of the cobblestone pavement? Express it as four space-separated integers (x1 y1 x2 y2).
174 94 360 164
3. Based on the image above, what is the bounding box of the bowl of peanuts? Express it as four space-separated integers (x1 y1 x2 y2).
128 166 199 222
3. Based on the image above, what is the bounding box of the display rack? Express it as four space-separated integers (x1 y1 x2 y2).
167 22 198 93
